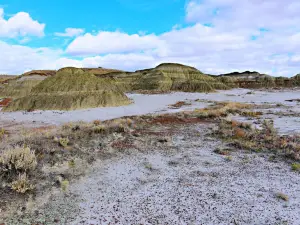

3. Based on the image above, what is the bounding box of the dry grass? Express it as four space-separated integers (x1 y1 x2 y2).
276 192 289 201
0 146 37 175
194 102 253 119
0 128 6 139
59 137 69 148
61 179 69 192
168 101 192 109
149 114 205 125
93 125 106 134
234 128 247 138
93 120 101 126
11 173 34 193
0 146 37 195
214 147 231 156
214 119 300 160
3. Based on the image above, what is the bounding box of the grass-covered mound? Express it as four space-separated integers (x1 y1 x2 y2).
4 68 131 111
0 70 56 98
103 63 229 93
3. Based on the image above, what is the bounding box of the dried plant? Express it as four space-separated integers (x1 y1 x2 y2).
11 173 35 193
0 146 37 175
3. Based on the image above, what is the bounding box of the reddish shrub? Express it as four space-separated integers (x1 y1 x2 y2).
93 120 101 126
234 128 246 138
0 98 12 107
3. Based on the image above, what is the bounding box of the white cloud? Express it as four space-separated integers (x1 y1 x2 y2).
66 31 162 55
186 0 300 30
55 28 84 37
0 40 62 74
0 8 45 37
81 53 156 71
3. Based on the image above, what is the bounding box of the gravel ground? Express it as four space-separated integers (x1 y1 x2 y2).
10 123 300 225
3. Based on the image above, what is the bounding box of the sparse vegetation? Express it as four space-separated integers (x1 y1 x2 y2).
213 119 300 160
225 156 233 161
169 101 192 109
0 146 37 176
194 102 253 119
0 128 6 139
291 163 300 171
59 137 69 148
93 125 106 134
11 173 35 193
93 120 101 126
144 162 153 170
276 192 289 201
214 147 231 155
0 146 37 196
61 179 69 192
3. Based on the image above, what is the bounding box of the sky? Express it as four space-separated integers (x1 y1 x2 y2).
0 0 300 77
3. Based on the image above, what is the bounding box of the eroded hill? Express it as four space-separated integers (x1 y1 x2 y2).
4 68 131 111
100 63 229 92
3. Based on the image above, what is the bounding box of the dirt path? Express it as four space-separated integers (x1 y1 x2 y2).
13 123 300 225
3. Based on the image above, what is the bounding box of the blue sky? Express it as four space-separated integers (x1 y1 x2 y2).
0 0 300 76
1 0 187 48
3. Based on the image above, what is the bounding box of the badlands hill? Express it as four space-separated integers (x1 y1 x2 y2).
214 71 279 88
0 70 56 98
82 67 124 75
4 67 131 111
101 63 229 92
214 71 300 88
0 75 17 83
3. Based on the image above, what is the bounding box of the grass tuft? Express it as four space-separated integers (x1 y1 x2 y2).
11 173 35 193
276 192 289 201
291 163 300 171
